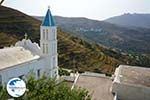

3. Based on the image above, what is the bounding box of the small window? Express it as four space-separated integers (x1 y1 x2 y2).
46 32 48 40
43 44 45 54
52 43 55 54
46 29 48 40
51 29 55 40
37 69 40 78
43 29 45 40
46 44 48 54
46 29 48 34
53 57 55 68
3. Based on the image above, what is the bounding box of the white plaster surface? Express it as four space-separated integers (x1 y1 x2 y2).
0 47 39 70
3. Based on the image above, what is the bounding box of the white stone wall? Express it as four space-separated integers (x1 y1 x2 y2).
0 57 58 85
112 82 150 100
112 65 150 100
40 25 58 77
15 39 41 55
40 26 57 41
40 26 57 56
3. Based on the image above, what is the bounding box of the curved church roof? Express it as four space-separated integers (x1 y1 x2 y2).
42 8 55 26
0 47 40 70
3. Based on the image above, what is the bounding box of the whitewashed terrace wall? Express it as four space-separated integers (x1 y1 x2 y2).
0 57 57 85
112 82 150 100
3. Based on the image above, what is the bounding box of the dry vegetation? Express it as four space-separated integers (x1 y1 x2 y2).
0 6 150 75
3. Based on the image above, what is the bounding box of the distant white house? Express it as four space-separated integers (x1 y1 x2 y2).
112 65 150 100
0 8 58 85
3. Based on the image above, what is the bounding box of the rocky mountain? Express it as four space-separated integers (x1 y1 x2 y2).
35 16 150 54
0 6 150 75
105 13 150 29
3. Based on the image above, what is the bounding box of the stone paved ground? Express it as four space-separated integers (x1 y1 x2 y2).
75 75 113 100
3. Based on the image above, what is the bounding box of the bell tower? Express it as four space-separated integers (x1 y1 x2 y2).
40 7 58 77
40 8 57 56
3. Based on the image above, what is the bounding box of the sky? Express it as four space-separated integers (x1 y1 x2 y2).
3 0 150 20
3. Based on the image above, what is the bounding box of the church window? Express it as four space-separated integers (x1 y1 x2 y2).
46 32 48 40
46 29 48 33
51 29 54 40
53 57 55 68
43 29 45 40
37 69 40 78
53 29 56 40
43 44 45 54
46 29 48 40
52 43 53 54
55 42 57 53
46 44 48 54
52 42 56 54
52 43 55 55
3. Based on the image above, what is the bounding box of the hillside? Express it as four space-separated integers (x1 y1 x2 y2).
0 6 150 75
35 16 150 54
58 29 150 73
105 13 150 29
0 6 41 48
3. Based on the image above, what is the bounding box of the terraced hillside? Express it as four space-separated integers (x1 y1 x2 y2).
58 29 121 74
0 5 40 48
0 6 150 75
57 29 150 74
35 16 150 54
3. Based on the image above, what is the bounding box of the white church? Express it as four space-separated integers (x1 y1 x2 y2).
0 8 58 85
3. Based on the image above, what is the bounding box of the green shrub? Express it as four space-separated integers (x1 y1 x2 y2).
0 76 91 100
59 68 70 76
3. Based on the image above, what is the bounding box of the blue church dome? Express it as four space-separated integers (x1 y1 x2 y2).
42 8 55 26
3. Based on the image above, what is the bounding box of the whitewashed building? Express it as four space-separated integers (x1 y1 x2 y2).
0 8 58 85
112 65 150 100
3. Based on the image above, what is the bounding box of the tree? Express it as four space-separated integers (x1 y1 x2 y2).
0 76 91 100
59 68 70 76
